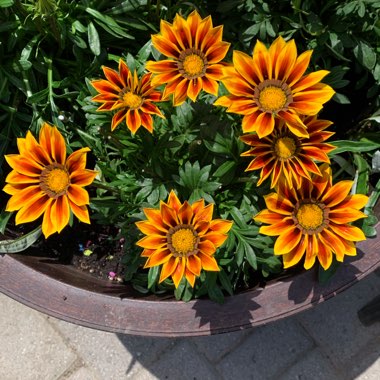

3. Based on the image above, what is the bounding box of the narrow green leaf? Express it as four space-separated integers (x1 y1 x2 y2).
88 22 101 56
0 226 42 253
354 41 377 70
330 140 380 155
0 0 14 7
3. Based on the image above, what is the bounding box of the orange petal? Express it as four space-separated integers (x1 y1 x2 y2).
51 196 70 233
264 193 294 215
146 248 172 267
329 208 367 224
304 234 318 269
328 223 366 242
202 76 219 96
66 147 91 172
206 42 230 64
135 220 166 236
151 34 180 59
242 111 260 133
111 109 127 131
136 235 167 249
253 209 285 224
319 228 346 254
193 203 214 225
209 219 233 234
5 155 43 177
42 202 55 238
126 109 142 134
222 74 253 97
5 171 40 185
67 184 90 206
15 194 51 224
317 241 333 269
178 201 194 225
287 50 312 87
259 218 294 236
173 78 189 106
91 79 120 94
198 239 216 256
172 257 186 288
69 201 90 224
233 50 260 86
143 208 168 232
198 252 220 271
227 98 257 115
160 202 178 228
5 185 42 212
70 169 97 187
280 111 309 138
159 257 179 283
275 39 297 80
185 269 196 287
256 112 275 138
203 232 228 248
187 77 202 102
292 70 330 92
282 234 307 267
187 254 202 276
273 226 302 254
322 180 352 207
102 66 124 89
337 194 368 210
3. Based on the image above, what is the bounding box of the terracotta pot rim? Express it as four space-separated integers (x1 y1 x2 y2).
1 223 379 337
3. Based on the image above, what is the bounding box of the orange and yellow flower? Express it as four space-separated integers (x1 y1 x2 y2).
135 190 233 288
240 116 336 189
91 59 164 133
145 11 230 106
214 36 335 138
3 123 97 238
254 164 368 270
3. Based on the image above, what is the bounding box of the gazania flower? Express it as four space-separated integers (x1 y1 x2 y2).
214 36 335 138
254 164 368 270
240 116 336 189
3 123 97 238
135 190 233 288
145 11 230 106
91 59 164 133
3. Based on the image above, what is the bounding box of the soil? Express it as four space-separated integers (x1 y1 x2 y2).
1 221 127 284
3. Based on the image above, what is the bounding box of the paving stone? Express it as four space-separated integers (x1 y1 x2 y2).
215 318 314 379
296 272 380 369
346 338 380 380
0 293 77 380
191 329 249 363
277 348 343 380
48 317 174 379
61 366 100 380
131 339 219 380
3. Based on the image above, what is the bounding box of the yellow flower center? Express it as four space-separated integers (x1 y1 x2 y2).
40 164 70 198
296 203 324 231
274 136 297 159
167 225 199 257
178 48 207 79
122 91 142 109
183 54 204 77
255 79 293 113
259 86 287 112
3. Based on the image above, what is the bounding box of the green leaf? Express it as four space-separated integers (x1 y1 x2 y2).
0 0 14 7
354 41 377 70
218 269 233 296
0 210 12 234
147 265 160 289
330 140 380 155
213 161 236 178
88 22 101 56
318 258 340 284
333 93 350 104
0 226 42 253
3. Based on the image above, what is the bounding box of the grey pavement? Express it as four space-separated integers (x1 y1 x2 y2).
1 268 379 380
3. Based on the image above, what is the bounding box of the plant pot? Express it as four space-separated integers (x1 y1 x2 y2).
1 223 379 337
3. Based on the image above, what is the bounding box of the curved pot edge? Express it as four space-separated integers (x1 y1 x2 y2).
1 223 379 337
